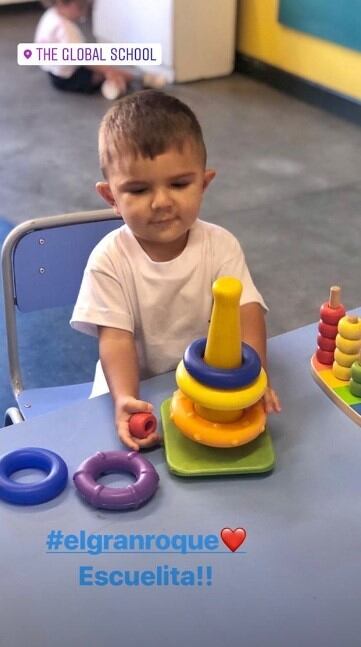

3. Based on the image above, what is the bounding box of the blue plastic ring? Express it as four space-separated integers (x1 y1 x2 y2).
0 447 68 506
183 337 261 389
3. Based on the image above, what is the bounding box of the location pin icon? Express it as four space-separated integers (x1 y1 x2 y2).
24 49 32 59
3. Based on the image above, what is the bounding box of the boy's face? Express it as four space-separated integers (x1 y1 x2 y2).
97 142 215 261
58 0 89 21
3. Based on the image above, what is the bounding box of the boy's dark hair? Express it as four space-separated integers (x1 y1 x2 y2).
41 0 86 6
99 90 207 178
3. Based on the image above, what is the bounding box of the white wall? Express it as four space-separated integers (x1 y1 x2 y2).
93 0 174 79
92 0 237 82
174 0 236 81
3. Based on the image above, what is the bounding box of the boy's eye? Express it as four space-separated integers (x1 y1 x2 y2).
128 187 147 194
171 181 190 189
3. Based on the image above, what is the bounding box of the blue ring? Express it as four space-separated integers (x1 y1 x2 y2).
0 447 68 505
183 337 261 389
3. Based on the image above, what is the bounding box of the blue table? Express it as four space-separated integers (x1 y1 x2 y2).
1 320 361 647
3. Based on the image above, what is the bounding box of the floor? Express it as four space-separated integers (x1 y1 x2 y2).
1 2 361 342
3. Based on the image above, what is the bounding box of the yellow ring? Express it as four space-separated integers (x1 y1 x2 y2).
170 390 266 447
176 361 267 410
338 317 361 340
334 348 359 368
336 334 361 355
332 362 351 381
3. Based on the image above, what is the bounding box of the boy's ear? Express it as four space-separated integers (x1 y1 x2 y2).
203 169 216 191
96 182 118 213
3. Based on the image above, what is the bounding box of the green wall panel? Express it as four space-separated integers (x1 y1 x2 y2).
279 0 361 53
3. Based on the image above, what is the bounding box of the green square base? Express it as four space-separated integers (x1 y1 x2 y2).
161 398 276 477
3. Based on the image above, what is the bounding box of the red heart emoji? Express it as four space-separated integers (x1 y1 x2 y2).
220 527 247 552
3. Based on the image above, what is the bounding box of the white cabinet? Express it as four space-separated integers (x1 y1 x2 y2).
93 0 237 82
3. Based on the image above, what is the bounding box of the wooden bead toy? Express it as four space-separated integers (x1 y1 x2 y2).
338 315 361 340
333 316 361 379
316 349 334 365
350 354 361 397
318 321 338 339
332 361 351 381
334 348 360 368
319 286 345 325
350 379 361 398
317 334 336 352
335 334 361 355
316 287 346 365
351 355 361 383
311 287 361 427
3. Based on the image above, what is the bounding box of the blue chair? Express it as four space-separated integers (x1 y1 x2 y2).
1 209 122 425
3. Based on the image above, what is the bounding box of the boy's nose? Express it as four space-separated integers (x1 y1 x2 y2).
151 188 173 210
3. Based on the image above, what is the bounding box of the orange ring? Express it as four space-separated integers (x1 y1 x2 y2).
170 390 266 448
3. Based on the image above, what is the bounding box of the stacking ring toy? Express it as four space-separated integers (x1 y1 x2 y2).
129 413 157 439
318 321 338 339
320 302 345 325
317 334 336 352
73 451 159 510
171 390 266 447
338 316 361 340
183 338 261 389
332 362 351 381
334 348 359 368
316 348 334 365
336 334 361 355
350 379 361 398
176 360 267 410
351 361 361 383
0 447 68 505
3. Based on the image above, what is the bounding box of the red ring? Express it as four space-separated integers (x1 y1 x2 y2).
320 303 345 325
318 320 338 339
316 348 334 365
317 334 336 352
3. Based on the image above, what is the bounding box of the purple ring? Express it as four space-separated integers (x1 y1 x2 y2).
73 451 159 510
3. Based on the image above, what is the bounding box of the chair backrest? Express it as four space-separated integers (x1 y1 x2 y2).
1 209 122 394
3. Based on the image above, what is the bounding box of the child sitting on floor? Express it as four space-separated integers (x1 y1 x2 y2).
35 0 164 98
71 90 281 450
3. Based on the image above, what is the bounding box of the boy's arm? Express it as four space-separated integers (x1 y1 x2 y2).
240 302 282 414
98 326 161 450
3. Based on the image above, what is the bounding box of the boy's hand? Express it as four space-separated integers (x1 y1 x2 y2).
115 396 161 451
262 386 282 415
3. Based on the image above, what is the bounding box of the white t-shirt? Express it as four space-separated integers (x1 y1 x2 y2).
70 219 267 396
34 7 84 78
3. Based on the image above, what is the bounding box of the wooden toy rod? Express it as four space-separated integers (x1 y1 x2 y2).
329 286 341 308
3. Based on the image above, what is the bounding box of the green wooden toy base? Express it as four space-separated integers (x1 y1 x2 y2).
161 398 276 477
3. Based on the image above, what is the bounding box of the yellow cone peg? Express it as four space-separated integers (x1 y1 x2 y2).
198 277 243 422
204 277 242 369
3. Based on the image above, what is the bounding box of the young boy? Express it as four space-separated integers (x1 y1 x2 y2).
35 0 132 96
71 90 281 450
